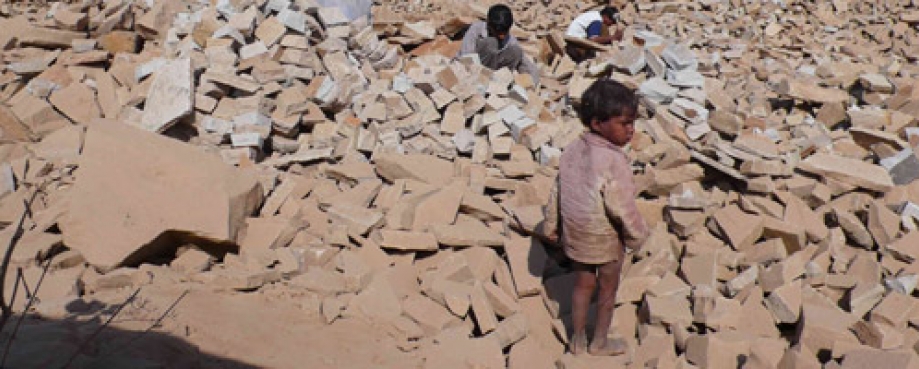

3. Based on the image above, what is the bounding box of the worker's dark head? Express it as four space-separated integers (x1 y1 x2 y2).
600 6 619 26
487 4 514 40
579 79 638 146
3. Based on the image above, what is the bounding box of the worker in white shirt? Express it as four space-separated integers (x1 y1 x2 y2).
565 6 623 62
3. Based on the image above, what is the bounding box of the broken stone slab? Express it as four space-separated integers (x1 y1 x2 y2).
711 204 764 251
28 124 83 162
798 153 894 192
171 248 214 274
317 6 350 28
422 277 472 317
661 43 698 71
885 274 918 295
277 8 308 33
0 104 36 143
263 147 334 168
833 207 874 249
774 79 850 104
204 72 262 94
425 328 505 368
886 231 919 262
485 313 528 349
326 203 383 235
505 236 547 298
869 291 915 328
901 202 919 232
880 147 919 186
411 181 465 231
98 30 138 54
211 268 283 292
469 281 499 334
764 280 803 324
349 272 403 324
138 57 194 133
403 293 458 334
373 153 454 186
685 332 750 368
59 120 262 271
380 230 438 251
482 281 519 318
858 73 893 93
238 216 302 250
666 68 705 88
610 45 646 75
430 221 505 248
48 82 101 126
680 252 717 288
230 132 264 149
851 320 903 349
289 268 350 295
642 294 693 327
639 77 679 104
669 98 708 126
840 347 919 368
6 17 87 48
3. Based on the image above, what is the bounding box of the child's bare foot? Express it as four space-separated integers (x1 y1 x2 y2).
588 337 627 356
570 332 589 355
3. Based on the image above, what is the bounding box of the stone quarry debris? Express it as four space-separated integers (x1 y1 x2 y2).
2 0 919 367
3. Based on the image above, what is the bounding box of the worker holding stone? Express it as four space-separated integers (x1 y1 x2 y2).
541 79 649 356
565 6 624 62
458 4 540 83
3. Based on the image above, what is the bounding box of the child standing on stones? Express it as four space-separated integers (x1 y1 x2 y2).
542 79 649 356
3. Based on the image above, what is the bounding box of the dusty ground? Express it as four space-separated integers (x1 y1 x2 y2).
4 282 423 368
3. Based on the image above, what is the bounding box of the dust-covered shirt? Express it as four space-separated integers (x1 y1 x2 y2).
543 132 649 264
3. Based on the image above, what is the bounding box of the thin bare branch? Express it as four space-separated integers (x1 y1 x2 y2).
0 183 44 332
6 269 24 317
0 198 33 331
0 256 53 368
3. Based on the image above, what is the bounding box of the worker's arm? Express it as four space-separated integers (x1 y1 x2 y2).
589 35 614 44
458 22 485 56
589 27 623 45
518 56 541 86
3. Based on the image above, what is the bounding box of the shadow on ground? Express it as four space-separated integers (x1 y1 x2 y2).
0 311 257 369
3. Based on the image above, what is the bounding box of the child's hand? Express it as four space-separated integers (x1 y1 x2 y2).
533 220 559 247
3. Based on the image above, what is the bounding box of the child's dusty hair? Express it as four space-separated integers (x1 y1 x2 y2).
577 79 638 127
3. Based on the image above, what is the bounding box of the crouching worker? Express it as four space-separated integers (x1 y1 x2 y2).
565 6 623 63
458 4 540 84
541 79 649 356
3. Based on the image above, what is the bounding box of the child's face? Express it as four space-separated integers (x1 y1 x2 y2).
590 109 636 147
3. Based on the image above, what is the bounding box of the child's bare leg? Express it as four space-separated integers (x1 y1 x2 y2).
570 262 597 355
588 257 626 356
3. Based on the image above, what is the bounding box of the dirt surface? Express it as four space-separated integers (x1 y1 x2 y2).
6 283 422 368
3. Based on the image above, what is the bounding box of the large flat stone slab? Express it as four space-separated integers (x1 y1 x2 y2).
59 120 262 270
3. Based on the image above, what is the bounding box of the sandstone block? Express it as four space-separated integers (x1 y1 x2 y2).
138 57 194 133
380 230 439 251
59 121 262 270
506 236 547 298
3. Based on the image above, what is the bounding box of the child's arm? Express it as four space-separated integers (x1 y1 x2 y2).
602 174 649 250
